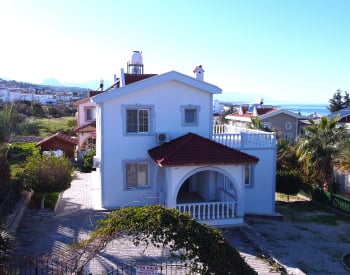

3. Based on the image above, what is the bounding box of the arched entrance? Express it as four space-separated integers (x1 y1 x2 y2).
174 168 242 226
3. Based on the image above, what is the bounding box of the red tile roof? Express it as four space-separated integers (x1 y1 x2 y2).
148 132 259 167
36 132 77 146
232 105 278 118
124 74 157 85
74 121 96 132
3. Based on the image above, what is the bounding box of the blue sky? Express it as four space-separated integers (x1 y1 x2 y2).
1 0 349 104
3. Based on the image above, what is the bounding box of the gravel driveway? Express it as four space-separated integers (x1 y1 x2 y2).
244 198 350 275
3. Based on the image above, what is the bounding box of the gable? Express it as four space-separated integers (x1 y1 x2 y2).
92 71 221 103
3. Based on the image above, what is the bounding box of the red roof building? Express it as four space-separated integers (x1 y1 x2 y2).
36 132 77 159
148 132 259 167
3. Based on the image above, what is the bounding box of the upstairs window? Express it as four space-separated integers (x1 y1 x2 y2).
85 108 96 121
126 108 150 133
125 162 149 188
181 105 200 126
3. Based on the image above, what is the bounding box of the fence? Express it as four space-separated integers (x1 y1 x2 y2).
311 188 350 215
1 257 195 275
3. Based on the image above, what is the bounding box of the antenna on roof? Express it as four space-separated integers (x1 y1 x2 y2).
99 79 104 91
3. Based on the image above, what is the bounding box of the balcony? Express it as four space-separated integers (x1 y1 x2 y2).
212 125 276 149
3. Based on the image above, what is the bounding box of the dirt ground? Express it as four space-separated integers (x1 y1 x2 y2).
244 198 350 275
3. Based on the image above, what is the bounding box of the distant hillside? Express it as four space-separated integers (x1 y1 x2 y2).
0 77 89 96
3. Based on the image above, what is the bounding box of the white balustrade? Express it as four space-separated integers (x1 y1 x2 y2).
176 201 236 221
212 128 276 149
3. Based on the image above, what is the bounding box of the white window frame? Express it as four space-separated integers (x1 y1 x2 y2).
181 105 200 126
124 160 151 189
85 107 96 122
244 164 255 187
122 105 153 135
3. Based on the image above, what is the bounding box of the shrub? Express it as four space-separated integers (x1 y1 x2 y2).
82 149 95 172
68 205 257 274
23 153 73 209
276 170 303 201
8 142 39 161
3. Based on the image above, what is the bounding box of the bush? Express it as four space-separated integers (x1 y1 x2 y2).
23 153 73 209
276 170 303 200
82 149 95 172
70 205 257 274
8 142 39 161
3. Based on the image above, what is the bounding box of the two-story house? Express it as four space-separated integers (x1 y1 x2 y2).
91 53 277 226
225 103 300 142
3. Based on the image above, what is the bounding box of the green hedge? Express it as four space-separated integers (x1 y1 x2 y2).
311 187 350 215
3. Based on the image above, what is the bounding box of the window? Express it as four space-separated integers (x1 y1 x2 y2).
125 107 151 134
261 121 271 130
126 162 149 188
181 105 200 126
244 165 254 186
85 108 96 121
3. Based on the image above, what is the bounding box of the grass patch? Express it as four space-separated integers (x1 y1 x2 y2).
30 192 60 210
34 116 75 137
276 199 349 225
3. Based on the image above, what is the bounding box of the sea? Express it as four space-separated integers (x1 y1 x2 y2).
275 104 330 117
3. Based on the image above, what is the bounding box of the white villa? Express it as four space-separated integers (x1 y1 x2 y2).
91 52 277 226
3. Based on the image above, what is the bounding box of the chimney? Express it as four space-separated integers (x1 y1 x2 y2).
193 65 204 81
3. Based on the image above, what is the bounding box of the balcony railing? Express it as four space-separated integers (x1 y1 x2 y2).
176 201 235 221
176 188 239 226
212 125 276 149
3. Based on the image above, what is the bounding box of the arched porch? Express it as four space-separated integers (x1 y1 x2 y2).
170 167 244 226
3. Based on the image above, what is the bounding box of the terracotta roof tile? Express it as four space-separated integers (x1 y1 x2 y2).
74 121 96 132
36 132 77 147
148 132 259 167
124 74 157 85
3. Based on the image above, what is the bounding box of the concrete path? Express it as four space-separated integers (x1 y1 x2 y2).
12 171 287 274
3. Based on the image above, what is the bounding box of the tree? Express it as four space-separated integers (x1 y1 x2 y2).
328 90 350 112
248 116 271 132
276 170 303 201
296 116 347 189
23 153 73 209
64 205 257 274
276 139 299 171
336 144 350 172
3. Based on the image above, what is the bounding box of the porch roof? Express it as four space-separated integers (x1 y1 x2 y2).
148 132 259 167
74 121 96 132
36 132 77 147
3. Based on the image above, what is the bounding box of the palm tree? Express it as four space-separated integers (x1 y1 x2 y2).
296 115 347 189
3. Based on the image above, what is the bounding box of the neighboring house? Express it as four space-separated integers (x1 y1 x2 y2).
91 53 277 226
225 104 300 142
328 107 350 194
328 106 350 129
74 93 98 154
36 132 77 159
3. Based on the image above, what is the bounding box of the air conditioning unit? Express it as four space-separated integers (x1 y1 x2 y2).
156 132 170 144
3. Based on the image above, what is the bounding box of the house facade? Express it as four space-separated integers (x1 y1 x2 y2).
74 93 98 156
91 55 276 226
225 104 300 141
